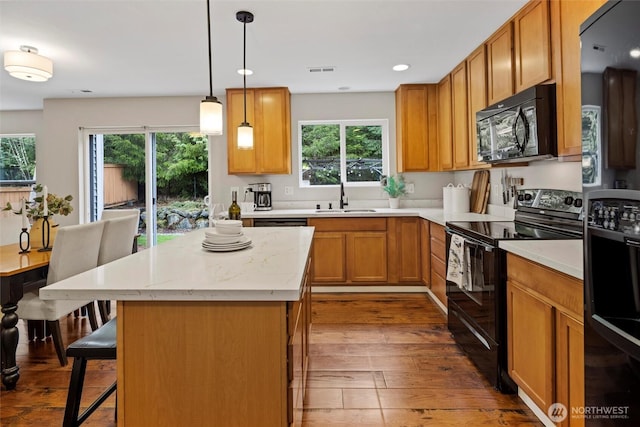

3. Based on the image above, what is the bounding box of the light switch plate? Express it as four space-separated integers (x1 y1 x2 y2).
406 183 415 194
284 186 294 196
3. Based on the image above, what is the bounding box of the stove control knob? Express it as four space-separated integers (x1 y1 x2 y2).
609 221 616 230
635 224 640 234
603 220 609 229
574 198 583 208
565 196 574 206
631 213 636 221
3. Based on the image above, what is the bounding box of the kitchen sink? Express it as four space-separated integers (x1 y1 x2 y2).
314 209 377 214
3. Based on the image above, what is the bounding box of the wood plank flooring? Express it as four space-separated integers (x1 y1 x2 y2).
305 293 541 426
1 293 541 426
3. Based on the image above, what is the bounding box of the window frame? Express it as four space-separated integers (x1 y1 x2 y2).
0 133 37 185
297 119 389 188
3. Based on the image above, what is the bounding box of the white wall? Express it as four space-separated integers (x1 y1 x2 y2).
0 92 582 223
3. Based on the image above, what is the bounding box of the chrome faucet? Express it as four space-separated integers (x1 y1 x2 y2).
340 182 349 209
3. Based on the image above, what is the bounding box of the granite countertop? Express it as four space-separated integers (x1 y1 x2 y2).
39 227 314 302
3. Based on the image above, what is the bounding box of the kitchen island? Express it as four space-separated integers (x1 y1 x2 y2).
40 226 314 427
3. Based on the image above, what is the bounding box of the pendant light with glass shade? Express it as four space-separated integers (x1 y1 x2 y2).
236 11 254 150
200 0 223 135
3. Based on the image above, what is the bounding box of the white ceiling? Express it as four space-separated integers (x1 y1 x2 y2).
0 0 528 111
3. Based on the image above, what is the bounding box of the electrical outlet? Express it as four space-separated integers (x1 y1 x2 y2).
230 187 239 197
406 183 415 194
284 186 294 196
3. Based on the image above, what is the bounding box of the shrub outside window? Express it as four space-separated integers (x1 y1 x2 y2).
299 119 388 187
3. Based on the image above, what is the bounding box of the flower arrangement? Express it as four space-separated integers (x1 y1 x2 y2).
3 184 73 220
381 174 407 198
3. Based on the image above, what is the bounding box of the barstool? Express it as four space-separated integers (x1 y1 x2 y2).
63 317 117 427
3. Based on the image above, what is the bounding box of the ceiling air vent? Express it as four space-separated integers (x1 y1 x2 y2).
308 66 335 73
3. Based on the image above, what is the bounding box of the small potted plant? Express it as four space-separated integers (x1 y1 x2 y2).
381 174 406 208
3 183 73 248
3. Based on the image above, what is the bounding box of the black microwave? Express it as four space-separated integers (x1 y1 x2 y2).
476 84 557 164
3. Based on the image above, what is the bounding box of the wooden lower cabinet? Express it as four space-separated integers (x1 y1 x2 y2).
347 232 388 282
116 264 310 427
556 311 585 427
507 253 584 427
429 222 447 307
387 217 422 283
312 232 346 282
310 217 428 285
507 280 555 410
420 219 431 287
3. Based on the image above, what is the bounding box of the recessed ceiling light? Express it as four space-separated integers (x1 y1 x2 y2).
393 64 410 71
237 68 253 75
630 48 640 59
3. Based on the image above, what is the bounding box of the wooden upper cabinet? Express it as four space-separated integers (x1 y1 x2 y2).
513 0 551 93
487 21 514 105
452 62 469 170
551 0 607 159
438 75 453 171
467 45 488 168
395 84 438 172
226 87 291 175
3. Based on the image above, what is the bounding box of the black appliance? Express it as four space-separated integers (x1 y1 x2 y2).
581 1 640 425
476 84 557 164
445 189 583 393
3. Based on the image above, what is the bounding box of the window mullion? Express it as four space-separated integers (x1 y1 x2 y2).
340 123 347 184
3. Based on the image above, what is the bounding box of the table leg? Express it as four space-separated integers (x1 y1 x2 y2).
1 302 20 390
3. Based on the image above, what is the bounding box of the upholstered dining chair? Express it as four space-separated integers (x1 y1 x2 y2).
16 221 105 366
100 208 140 251
96 214 138 323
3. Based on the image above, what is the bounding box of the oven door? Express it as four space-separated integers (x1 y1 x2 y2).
445 230 499 342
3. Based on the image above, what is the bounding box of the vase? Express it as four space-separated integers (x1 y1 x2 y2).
389 197 400 209
30 217 58 249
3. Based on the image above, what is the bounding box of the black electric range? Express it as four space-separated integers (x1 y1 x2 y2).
444 189 583 393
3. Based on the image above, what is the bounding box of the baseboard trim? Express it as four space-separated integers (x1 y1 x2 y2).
518 388 555 427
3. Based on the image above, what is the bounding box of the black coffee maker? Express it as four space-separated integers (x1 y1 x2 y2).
251 183 272 211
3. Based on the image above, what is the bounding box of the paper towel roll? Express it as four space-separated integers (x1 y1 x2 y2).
443 184 469 213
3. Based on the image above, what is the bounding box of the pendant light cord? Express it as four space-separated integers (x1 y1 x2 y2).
242 17 248 123
206 0 213 97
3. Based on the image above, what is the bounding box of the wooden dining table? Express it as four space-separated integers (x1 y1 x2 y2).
0 243 51 390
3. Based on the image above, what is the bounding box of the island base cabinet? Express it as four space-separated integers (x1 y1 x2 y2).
117 300 295 427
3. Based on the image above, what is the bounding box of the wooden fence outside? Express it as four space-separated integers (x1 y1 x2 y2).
104 164 138 207
0 164 137 216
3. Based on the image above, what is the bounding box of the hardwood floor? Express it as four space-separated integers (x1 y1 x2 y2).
1 293 541 426
305 293 541 426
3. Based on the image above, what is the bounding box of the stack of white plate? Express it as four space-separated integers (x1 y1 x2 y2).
203 221 252 252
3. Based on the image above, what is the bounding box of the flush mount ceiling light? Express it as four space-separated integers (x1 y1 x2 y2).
630 48 640 59
200 0 223 135
236 10 254 150
392 64 410 72
4 45 53 82
237 68 253 75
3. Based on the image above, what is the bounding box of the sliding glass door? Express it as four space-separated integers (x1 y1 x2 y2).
84 127 208 248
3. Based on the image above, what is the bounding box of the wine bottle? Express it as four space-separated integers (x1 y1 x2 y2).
228 190 241 220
